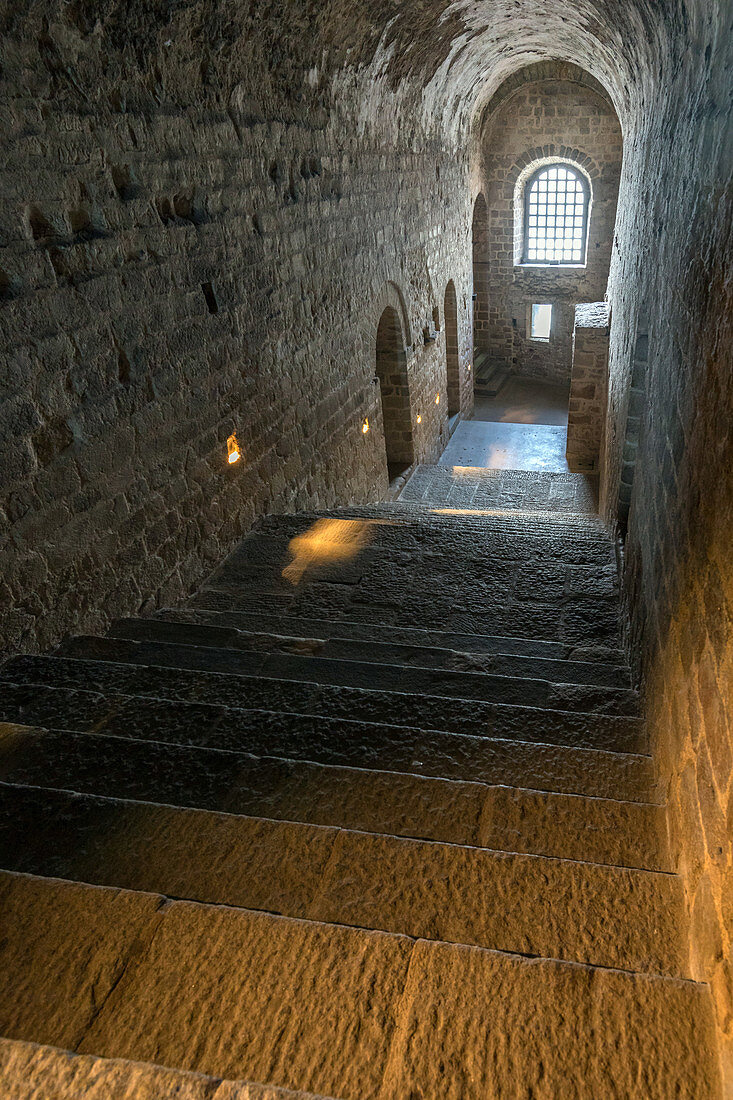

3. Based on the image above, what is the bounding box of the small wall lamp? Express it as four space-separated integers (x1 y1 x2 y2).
227 433 242 464
362 418 370 434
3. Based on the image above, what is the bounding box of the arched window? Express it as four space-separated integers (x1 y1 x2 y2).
523 165 589 264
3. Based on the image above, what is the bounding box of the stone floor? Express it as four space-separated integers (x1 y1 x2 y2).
442 377 572 472
440 420 569 471
472 378 571 425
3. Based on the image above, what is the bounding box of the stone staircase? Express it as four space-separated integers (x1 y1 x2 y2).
0 470 722 1097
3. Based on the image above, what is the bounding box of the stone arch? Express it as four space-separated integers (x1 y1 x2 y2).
511 150 597 265
444 280 460 416
471 193 489 354
375 305 414 477
477 62 614 135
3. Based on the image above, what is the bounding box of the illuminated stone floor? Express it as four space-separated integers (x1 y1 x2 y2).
439 420 570 472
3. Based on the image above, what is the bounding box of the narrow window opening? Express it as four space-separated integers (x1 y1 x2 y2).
201 282 219 314
530 303 552 341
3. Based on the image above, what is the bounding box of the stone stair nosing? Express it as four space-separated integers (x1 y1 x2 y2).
0 684 655 806
0 871 721 1100
0 727 669 870
152 605 628 666
0 1036 333 1100
0 654 647 755
0 779 682 974
108 616 633 690
51 635 640 719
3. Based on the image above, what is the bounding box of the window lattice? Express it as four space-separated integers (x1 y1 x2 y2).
524 166 588 264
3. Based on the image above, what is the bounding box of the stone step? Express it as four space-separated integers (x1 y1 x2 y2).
190 584 622 646
0 872 719 1098
0 730 669 869
0 684 654 803
0 655 646 754
0 1037 329 1100
261 500 608 530
374 468 600 513
210 533 619 587
155 605 626 665
251 510 614 560
112 616 631 689
0 782 682 974
54 636 639 717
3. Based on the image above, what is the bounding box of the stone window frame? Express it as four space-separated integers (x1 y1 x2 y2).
511 148 598 269
522 164 590 265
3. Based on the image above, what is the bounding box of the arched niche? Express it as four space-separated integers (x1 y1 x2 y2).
375 305 414 479
444 280 460 415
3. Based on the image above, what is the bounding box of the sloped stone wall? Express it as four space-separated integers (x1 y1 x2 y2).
478 64 622 383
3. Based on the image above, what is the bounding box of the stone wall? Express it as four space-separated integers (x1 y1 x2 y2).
0 6 475 656
599 8 732 1084
478 64 622 384
566 302 610 471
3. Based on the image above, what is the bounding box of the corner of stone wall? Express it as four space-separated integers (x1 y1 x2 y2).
566 302 610 472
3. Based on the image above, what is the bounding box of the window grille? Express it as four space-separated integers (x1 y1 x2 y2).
523 165 589 264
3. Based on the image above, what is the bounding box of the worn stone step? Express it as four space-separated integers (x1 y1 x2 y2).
111 616 631 689
0 782 682 973
191 584 622 646
268 495 606 529
155 605 626 665
0 655 647 754
398 466 599 513
0 730 668 869
0 685 654 803
55 635 639 717
0 872 719 1098
208 537 620 594
0 1037 330 1100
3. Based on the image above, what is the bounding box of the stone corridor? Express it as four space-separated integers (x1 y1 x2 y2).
0 464 722 1096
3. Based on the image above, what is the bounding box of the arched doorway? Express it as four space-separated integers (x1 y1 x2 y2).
444 280 460 416
376 306 414 481
471 194 489 359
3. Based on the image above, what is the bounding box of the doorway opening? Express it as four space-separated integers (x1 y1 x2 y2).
444 280 460 418
376 306 414 482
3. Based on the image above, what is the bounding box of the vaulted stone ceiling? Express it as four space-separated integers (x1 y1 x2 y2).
3 0 715 137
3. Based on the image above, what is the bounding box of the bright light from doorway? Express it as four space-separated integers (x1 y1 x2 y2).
530 303 552 341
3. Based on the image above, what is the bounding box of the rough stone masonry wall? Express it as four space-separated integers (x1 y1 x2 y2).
479 65 622 384
0 4 474 656
599 5 732 1084
566 302 610 471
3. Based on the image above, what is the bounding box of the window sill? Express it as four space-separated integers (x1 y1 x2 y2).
515 263 587 270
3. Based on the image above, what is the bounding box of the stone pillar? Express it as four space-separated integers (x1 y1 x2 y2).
566 302 610 472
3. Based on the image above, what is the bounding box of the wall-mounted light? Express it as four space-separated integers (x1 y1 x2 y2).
435 393 440 405
227 433 242 464
416 414 422 424
468 364 472 372
362 418 370 434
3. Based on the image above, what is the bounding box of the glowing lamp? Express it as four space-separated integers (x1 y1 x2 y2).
416 415 422 424
227 434 241 464
435 393 440 404
362 418 370 434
